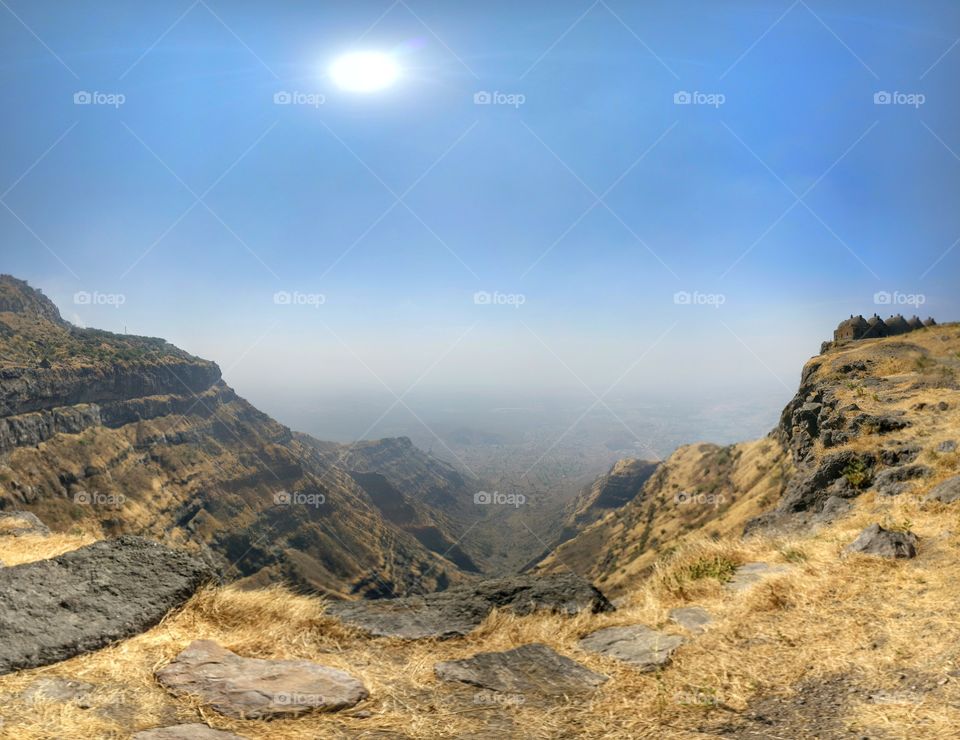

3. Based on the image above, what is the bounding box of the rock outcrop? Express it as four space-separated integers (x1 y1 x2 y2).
844 524 918 559
0 536 212 674
326 573 614 639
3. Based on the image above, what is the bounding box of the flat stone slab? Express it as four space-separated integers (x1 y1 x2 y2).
0 511 50 537
156 640 369 719
327 573 613 639
0 536 212 675
844 524 918 559
435 643 607 696
925 475 960 504
726 562 793 592
668 606 713 634
133 725 247 740
578 625 683 671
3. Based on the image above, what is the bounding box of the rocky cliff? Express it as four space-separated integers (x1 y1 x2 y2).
0 275 475 599
538 321 960 594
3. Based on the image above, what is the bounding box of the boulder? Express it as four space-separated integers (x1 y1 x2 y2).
0 511 50 537
156 640 368 719
873 465 931 496
0 536 212 674
668 607 713 634
844 524 918 559
327 573 613 639
132 725 247 740
925 475 960 504
435 643 606 695
938 440 957 453
578 625 683 671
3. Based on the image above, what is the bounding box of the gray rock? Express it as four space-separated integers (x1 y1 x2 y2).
0 511 50 537
132 725 247 740
878 444 922 466
327 573 613 639
21 677 94 706
578 625 683 670
813 495 853 524
156 640 368 719
845 524 918 559
925 475 960 504
874 465 931 496
668 607 713 634
0 536 212 675
727 562 793 592
938 440 958 453
435 643 606 695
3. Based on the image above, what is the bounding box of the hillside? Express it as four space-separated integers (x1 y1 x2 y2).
538 323 959 595
0 275 477 598
0 321 959 738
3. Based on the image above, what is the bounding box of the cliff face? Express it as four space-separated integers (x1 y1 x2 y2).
539 322 960 594
0 276 471 599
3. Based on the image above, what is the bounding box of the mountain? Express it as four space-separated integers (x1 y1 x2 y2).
3 319 959 739
537 321 958 595
0 275 478 598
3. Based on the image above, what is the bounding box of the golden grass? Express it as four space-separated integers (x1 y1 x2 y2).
4 487 960 739
0 532 97 566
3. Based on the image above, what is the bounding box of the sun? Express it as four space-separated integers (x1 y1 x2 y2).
330 51 400 93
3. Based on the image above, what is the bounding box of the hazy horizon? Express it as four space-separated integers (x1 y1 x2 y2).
4 0 959 442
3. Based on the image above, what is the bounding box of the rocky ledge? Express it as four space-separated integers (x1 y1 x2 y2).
326 572 614 639
0 536 213 674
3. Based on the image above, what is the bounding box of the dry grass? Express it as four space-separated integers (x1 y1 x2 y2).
0 532 97 566
4 489 960 739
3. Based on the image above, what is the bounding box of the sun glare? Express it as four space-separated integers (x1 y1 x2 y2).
330 51 399 93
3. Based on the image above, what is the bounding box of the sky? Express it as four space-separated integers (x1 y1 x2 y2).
2 1 959 433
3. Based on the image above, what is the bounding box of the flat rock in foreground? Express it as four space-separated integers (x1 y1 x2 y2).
326 573 613 639
0 536 212 675
156 640 369 719
435 643 607 695
578 625 683 671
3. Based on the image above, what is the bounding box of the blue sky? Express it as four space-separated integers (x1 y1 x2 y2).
2 1 958 420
